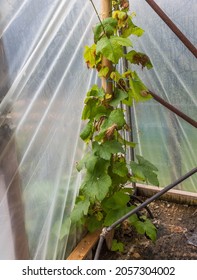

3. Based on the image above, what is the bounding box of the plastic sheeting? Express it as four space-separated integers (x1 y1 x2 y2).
130 0 197 192
0 0 196 260
0 0 99 259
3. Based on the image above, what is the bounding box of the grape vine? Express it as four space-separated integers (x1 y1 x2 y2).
64 0 159 250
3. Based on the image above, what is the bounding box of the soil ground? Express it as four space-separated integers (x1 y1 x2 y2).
100 198 197 260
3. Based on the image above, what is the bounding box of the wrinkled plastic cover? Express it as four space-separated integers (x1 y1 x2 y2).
130 0 197 192
0 0 99 260
0 0 196 260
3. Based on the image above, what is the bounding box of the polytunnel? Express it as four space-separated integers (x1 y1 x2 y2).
0 0 196 260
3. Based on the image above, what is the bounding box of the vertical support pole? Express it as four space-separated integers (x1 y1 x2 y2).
101 0 113 94
0 125 30 259
100 0 114 249
0 39 29 259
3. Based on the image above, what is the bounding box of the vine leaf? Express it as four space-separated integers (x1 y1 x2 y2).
125 50 153 69
96 36 132 63
131 155 159 186
87 216 103 232
82 100 109 121
112 160 128 177
98 66 109 77
93 17 118 43
102 191 130 211
104 205 134 226
128 71 152 102
134 219 157 241
80 120 94 142
109 88 128 106
121 17 144 38
101 108 126 130
71 197 90 223
117 133 136 148
81 159 112 201
76 152 98 172
111 239 124 252
84 44 97 68
93 140 124 160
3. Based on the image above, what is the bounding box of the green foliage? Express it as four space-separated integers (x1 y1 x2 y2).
111 239 124 252
61 1 159 247
131 155 159 186
96 36 132 64
93 17 118 43
126 50 153 69
134 217 157 242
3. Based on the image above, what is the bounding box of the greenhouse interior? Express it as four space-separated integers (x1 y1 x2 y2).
0 0 196 260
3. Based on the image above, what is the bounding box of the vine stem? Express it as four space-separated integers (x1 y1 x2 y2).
89 0 106 35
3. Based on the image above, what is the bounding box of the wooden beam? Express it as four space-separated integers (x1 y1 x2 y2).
136 184 197 206
101 0 113 94
66 230 101 260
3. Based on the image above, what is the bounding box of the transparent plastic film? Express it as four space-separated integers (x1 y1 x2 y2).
0 0 99 259
129 0 197 192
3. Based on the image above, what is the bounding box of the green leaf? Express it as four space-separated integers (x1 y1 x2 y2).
71 198 90 223
93 140 124 160
111 36 132 47
110 71 122 82
98 66 109 77
130 161 146 181
111 239 124 252
143 219 157 241
81 159 111 201
87 85 105 98
102 191 130 211
59 218 71 240
84 44 97 68
76 153 98 172
129 71 152 102
96 37 123 64
117 133 136 148
112 160 128 177
127 213 139 225
122 17 144 38
134 220 146 234
143 168 159 186
82 172 111 201
80 121 94 141
109 89 128 107
136 155 158 171
82 98 99 120
101 108 126 130
104 205 134 226
87 216 103 233
82 99 109 121
93 17 118 43
130 155 159 186
96 36 132 64
134 219 157 241
110 172 129 189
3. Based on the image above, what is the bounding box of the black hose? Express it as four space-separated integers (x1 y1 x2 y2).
129 194 154 219
94 167 197 259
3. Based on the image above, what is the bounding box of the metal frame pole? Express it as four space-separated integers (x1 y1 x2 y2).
145 0 197 58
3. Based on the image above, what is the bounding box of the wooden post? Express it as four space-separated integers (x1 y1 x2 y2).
100 1 114 249
0 123 30 259
101 0 113 94
0 39 29 259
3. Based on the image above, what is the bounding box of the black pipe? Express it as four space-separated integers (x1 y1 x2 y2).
129 194 154 219
94 166 197 259
145 0 197 58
